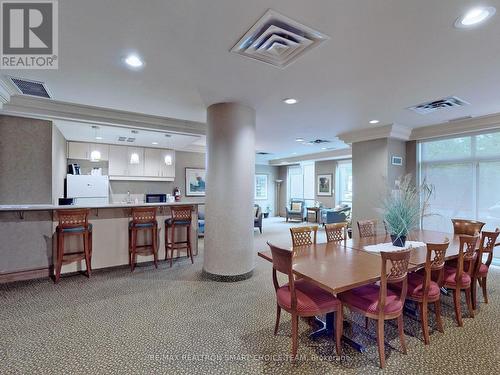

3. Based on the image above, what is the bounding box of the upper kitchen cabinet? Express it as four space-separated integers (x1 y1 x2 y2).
108 145 128 176
67 141 109 161
144 148 175 179
126 147 144 176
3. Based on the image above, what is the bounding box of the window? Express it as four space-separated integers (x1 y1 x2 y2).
418 130 500 236
336 160 352 205
287 163 315 206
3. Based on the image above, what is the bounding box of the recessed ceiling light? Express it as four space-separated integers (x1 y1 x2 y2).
455 7 496 28
124 54 144 68
283 98 298 104
295 137 304 142
95 136 103 140
152 142 159 145
369 119 380 124
321 147 327 150
292 152 297 155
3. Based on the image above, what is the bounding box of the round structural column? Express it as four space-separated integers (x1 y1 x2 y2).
203 103 256 281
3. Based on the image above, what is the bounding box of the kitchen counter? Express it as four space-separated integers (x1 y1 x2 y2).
0 201 203 282
0 201 204 212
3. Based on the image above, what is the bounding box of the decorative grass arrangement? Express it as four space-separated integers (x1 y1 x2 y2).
382 174 433 246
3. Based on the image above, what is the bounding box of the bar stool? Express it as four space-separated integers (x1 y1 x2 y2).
129 207 159 272
165 206 193 267
54 209 92 283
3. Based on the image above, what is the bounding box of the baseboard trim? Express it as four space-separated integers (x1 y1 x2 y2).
202 269 254 282
0 267 51 284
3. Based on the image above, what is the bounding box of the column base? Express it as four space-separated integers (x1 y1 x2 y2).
202 268 253 282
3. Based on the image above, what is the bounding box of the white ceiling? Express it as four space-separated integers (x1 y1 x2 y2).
55 120 204 151
2 0 500 159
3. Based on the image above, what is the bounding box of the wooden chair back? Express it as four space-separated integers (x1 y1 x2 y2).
267 242 296 310
423 241 449 291
131 207 157 224
378 250 411 316
325 222 348 245
290 226 318 246
170 206 192 223
474 229 500 274
455 234 480 285
56 209 90 229
358 219 377 238
451 219 485 235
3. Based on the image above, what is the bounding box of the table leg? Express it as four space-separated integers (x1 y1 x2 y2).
309 312 366 352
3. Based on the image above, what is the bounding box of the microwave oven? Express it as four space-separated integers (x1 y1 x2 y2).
145 194 167 203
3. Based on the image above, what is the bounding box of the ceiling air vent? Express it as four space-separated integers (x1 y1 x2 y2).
117 136 127 142
308 139 330 144
10 77 51 98
231 9 329 69
126 138 136 142
407 96 469 115
256 151 272 155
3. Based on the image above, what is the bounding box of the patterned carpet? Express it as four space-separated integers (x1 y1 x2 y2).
1 217 500 374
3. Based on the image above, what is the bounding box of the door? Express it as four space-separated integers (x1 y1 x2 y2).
108 145 128 176
67 142 90 160
144 148 162 176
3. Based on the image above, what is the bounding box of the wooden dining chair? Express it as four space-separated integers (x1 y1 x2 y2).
339 249 411 368
471 229 500 309
398 241 449 344
451 219 485 235
267 242 343 359
357 219 377 238
325 222 348 246
443 234 479 326
290 226 318 247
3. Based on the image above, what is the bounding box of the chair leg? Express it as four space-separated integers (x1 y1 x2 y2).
419 302 430 345
434 300 444 333
164 224 169 261
481 277 488 304
291 314 298 360
83 232 91 278
397 314 407 354
187 225 193 264
365 316 369 329
376 318 386 368
452 289 463 327
274 305 281 335
471 277 477 310
55 233 63 283
89 231 93 272
465 287 474 318
170 225 175 268
130 229 136 272
335 308 343 356
152 227 158 269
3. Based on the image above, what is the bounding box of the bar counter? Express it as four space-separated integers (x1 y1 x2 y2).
0 201 202 282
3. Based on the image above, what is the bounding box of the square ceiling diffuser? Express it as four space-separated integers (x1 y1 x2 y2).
231 9 329 69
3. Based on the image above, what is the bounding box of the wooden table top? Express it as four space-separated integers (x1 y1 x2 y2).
258 243 382 294
258 230 462 295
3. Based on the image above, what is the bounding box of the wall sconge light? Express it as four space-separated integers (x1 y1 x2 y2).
130 153 140 164
164 155 172 166
90 150 101 162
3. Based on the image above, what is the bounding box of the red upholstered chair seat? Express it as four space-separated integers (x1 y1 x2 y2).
478 263 488 277
276 279 341 314
338 284 403 315
390 273 440 299
444 266 471 286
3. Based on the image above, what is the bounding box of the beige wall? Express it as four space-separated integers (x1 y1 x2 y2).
0 115 53 204
277 166 287 217
315 160 336 208
387 138 407 189
255 164 279 216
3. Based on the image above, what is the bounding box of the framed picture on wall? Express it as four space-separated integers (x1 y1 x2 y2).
317 174 332 196
254 174 268 200
185 168 206 196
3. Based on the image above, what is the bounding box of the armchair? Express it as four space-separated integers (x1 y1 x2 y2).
320 205 351 225
286 199 306 222
254 204 263 233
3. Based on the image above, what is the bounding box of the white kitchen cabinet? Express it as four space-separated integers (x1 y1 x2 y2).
144 148 162 176
108 145 128 176
89 143 109 161
127 147 144 176
67 142 90 160
159 150 175 178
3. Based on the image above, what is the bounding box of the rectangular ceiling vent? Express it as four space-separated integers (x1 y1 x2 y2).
256 151 272 155
117 136 127 142
126 138 135 142
407 96 469 115
308 139 330 144
10 77 51 98
231 9 329 69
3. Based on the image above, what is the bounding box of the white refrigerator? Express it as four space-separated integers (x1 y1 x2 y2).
66 175 109 205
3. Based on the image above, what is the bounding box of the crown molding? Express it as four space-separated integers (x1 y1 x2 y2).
0 95 206 135
268 148 352 166
410 112 500 140
337 123 411 144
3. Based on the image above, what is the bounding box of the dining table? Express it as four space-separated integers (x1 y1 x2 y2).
257 229 463 352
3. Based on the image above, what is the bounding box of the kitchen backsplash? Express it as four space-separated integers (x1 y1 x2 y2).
110 180 174 203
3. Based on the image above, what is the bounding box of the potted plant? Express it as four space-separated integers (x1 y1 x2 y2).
382 175 433 247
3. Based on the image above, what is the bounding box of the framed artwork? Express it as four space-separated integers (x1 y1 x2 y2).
317 174 332 196
254 174 268 200
391 156 403 166
185 168 206 196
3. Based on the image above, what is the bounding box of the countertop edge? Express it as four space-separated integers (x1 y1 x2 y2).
0 202 204 212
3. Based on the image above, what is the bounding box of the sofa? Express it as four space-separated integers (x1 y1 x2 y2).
254 204 263 233
286 199 306 222
320 204 351 225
